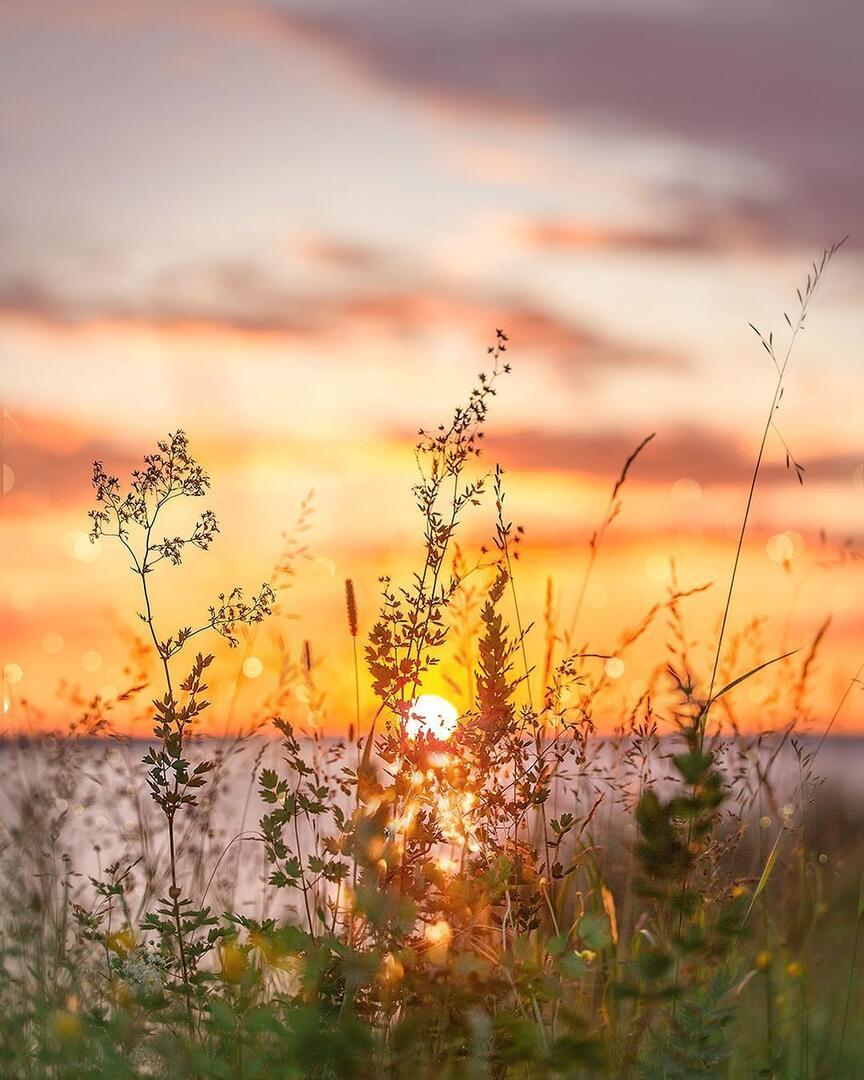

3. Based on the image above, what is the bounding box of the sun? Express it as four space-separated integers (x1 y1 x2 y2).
405 694 459 741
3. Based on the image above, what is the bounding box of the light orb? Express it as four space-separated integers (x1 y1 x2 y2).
604 657 625 680
405 694 459 741
242 656 263 679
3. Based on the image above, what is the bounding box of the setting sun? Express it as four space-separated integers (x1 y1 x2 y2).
2 2 863 1073
405 694 460 741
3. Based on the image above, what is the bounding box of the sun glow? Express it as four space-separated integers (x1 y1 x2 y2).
405 694 459 741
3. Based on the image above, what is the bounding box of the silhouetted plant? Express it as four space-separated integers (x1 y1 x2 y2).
0 248 860 1077
89 430 274 1016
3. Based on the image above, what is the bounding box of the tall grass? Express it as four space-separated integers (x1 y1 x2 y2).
1 258 862 1078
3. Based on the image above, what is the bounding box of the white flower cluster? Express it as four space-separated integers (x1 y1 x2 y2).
120 950 164 1000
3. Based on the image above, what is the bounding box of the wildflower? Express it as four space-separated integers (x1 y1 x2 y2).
106 928 136 958
219 941 248 984
249 930 275 963
119 950 164 1001
52 1009 81 1042
756 950 771 971
786 960 804 978
249 931 301 975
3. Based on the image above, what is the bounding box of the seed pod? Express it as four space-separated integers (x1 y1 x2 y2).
345 578 358 637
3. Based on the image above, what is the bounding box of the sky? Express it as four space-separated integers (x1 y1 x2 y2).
1 0 862 736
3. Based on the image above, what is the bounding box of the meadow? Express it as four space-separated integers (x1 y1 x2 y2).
2 245 863 1078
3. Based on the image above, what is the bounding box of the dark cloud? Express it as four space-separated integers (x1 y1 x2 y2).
487 427 862 487
275 0 864 248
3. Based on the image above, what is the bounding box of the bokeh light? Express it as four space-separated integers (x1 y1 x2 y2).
3 663 23 685
604 657 625 680
766 531 805 563
242 656 264 679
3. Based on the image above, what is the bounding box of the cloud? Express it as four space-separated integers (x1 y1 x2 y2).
273 0 864 248
2 412 137 508
295 235 387 271
9 1 862 254
0 278 76 325
486 427 862 487
514 213 772 257
0 267 316 336
0 261 688 382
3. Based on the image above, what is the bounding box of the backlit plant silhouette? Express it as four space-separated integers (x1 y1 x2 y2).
88 431 275 1015
0 250 862 1077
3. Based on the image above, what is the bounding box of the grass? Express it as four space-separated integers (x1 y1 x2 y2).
1 260 863 1078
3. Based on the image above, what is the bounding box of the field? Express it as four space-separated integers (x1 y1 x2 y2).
3 256 864 1078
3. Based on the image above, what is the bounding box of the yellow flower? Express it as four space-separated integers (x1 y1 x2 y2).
755 950 771 971
249 931 301 975
786 960 804 978
106 929 136 958
249 930 277 963
219 941 248 984
52 1010 81 1041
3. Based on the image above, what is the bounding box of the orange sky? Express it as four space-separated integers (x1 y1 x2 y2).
1 0 862 736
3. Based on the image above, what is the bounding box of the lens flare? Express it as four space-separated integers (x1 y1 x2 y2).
424 919 453 966
405 694 459 740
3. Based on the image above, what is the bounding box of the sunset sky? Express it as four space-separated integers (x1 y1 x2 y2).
2 0 862 735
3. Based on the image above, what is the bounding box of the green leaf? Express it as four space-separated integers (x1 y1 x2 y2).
547 933 570 957
752 843 780 902
579 912 612 951
556 952 587 979
673 750 714 785
209 997 238 1032
636 947 673 981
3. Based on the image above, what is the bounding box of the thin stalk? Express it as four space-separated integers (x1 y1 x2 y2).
835 867 864 1076
352 636 361 763
702 240 844 746
140 522 194 1014
568 432 655 643
116 496 193 1022
293 777 316 938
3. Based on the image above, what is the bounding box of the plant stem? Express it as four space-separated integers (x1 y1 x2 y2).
120 497 194 1021
835 867 864 1076
701 241 843 747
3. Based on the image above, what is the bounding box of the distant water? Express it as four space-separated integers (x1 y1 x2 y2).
1 733 861 916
